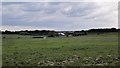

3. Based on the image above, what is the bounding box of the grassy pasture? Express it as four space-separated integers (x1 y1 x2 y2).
2 32 119 66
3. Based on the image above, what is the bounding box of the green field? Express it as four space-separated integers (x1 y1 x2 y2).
2 32 119 66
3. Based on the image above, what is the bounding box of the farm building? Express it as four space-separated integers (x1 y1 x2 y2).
58 33 66 36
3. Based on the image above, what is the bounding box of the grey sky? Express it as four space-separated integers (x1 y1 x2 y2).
1 2 118 31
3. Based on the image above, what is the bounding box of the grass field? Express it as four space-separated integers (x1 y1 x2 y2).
2 32 119 66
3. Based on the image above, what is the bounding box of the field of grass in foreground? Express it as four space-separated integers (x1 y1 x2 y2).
2 32 119 66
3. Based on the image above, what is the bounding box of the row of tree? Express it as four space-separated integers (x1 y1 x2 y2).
1 28 119 37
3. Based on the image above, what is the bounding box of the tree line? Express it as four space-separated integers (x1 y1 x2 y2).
1 28 119 37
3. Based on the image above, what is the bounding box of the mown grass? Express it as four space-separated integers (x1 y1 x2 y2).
2 32 119 66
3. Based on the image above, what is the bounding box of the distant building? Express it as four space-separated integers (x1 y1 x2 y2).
58 33 65 36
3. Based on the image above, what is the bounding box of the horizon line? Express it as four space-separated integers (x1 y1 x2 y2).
1 27 118 31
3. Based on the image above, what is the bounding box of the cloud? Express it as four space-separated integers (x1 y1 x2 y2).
1 0 119 2
2 2 118 31
0 2 2 30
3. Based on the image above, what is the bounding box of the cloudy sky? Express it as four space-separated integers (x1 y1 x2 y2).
1 1 118 31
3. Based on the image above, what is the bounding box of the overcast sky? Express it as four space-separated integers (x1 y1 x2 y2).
1 1 118 31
